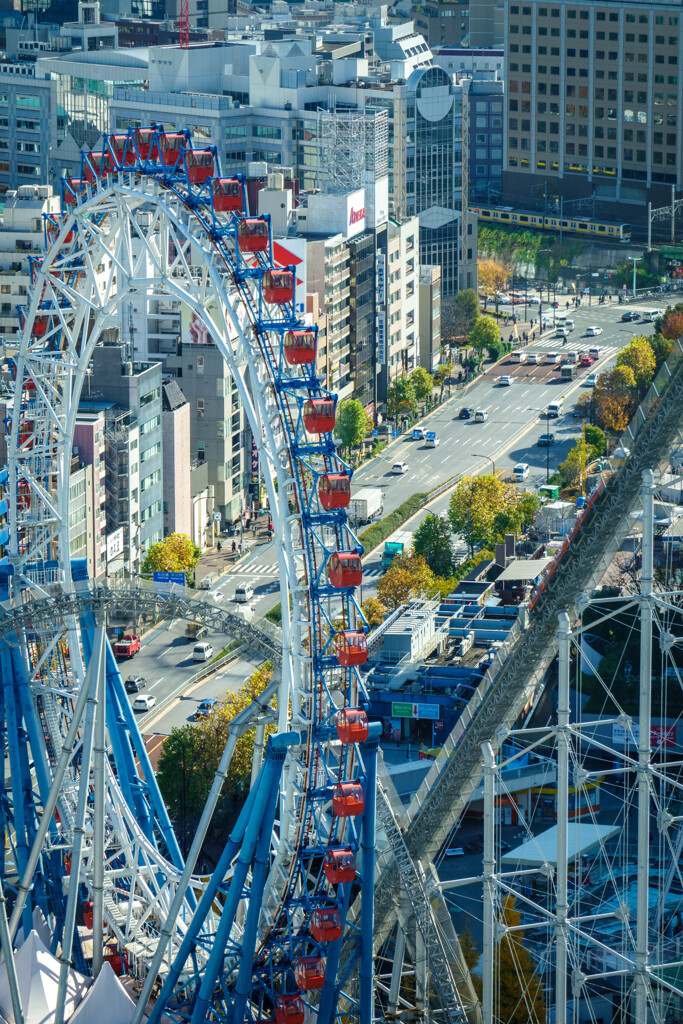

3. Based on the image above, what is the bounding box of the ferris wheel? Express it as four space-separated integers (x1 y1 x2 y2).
3 125 383 1024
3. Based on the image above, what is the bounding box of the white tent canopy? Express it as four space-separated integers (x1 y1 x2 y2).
0 929 88 1024
15 908 52 952
500 823 620 867
68 962 138 1024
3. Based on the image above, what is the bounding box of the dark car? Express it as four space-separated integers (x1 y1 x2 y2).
459 407 474 420
621 311 640 322
537 433 556 446
193 698 220 721
124 676 146 693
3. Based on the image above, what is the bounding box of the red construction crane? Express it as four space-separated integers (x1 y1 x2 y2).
179 0 189 48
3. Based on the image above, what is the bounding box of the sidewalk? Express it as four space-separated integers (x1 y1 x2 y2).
195 520 273 585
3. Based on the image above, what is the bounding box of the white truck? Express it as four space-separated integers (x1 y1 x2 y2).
349 486 383 525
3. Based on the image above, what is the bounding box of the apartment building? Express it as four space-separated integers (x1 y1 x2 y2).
418 264 442 371
74 411 107 579
165 342 247 527
0 184 61 342
87 344 164 571
503 0 683 227
161 378 191 539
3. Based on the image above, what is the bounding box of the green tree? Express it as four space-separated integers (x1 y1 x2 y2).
141 532 201 577
469 315 502 363
433 362 454 400
593 365 637 436
516 491 541 530
413 513 454 578
453 288 480 335
616 335 656 393
387 377 417 422
448 474 518 555
410 366 434 403
649 332 674 371
583 424 606 456
559 437 601 487
336 398 371 456
376 553 435 610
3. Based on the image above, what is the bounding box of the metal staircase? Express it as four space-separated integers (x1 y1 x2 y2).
376 780 468 1023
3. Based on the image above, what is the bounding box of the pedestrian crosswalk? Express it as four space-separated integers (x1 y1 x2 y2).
234 561 280 577
363 568 382 579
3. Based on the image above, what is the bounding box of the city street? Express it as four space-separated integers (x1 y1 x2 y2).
128 301 657 726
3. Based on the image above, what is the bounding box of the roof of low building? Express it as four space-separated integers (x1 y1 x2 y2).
496 557 553 583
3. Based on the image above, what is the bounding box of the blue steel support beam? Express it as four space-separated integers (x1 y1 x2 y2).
148 733 296 1024
360 723 381 1024
189 733 296 1024
1 647 33 937
316 881 353 1024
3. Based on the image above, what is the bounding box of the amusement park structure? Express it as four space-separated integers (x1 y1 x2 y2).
0 124 682 1023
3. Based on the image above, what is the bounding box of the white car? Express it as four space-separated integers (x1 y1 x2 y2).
474 410 488 423
527 296 541 305
499 375 513 386
585 326 603 336
586 373 598 387
133 695 157 712
497 294 512 305
212 589 224 602
391 461 408 474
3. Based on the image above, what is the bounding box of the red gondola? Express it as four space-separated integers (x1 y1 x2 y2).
16 482 30 511
84 152 108 182
332 782 364 818
293 956 325 992
318 473 350 509
133 127 157 161
18 421 33 448
334 635 368 669
30 316 48 339
336 707 369 742
323 848 356 885
159 132 187 167
212 177 243 212
236 218 269 253
185 149 214 184
82 901 94 930
310 907 343 943
284 329 316 366
64 179 84 204
274 995 305 1024
109 134 135 167
103 947 129 976
327 551 362 589
262 270 294 305
303 398 335 435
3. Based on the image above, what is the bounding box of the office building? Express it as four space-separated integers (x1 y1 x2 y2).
418 265 442 371
74 411 107 579
0 184 60 341
0 67 61 192
503 0 683 228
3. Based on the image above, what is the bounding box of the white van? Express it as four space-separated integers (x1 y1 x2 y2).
193 642 214 662
513 463 530 481
510 350 528 364
547 400 563 418
235 583 254 603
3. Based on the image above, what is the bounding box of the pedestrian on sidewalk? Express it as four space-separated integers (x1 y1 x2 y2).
217 541 222 553
231 540 236 553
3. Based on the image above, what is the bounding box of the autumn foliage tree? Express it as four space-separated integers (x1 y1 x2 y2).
655 303 683 341
376 553 435 610
478 258 509 310
495 896 547 1024
362 596 386 627
141 532 201 577
593 365 637 437
156 663 275 832
616 335 656 394
448 474 519 555
433 362 454 399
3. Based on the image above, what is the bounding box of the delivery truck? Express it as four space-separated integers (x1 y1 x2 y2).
348 486 383 525
381 530 413 570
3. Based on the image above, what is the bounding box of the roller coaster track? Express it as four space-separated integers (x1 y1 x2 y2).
0 582 282 662
372 337 683 951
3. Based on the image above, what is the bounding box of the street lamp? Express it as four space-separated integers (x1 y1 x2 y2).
627 256 641 300
539 248 551 328
472 452 496 476
191 492 217 550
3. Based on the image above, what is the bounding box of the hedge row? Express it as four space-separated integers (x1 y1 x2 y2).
358 492 429 554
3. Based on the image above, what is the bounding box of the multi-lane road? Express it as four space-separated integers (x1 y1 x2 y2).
130 300 657 731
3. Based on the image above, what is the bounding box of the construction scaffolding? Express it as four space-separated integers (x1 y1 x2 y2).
317 107 389 195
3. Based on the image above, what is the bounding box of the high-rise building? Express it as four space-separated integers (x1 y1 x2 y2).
503 0 683 229
161 378 191 539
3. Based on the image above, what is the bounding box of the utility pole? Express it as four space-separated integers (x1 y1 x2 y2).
627 255 641 299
